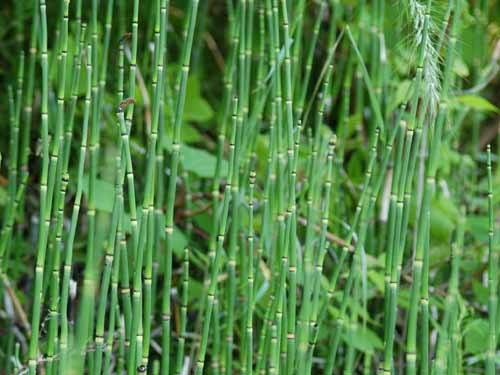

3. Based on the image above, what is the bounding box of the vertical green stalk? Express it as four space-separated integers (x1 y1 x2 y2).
103 228 123 375
241 170 256 375
295 2 325 123
324 125 380 373
43 0 70 300
45 174 68 375
296 62 334 374
28 1 50 372
195 97 237 375
94 155 124 374
417 3 461 373
59 43 92 375
486 145 497 374
224 5 246 368
161 1 199 373
138 0 168 368
18 0 39 216
448 210 465 375
174 247 190 375
433 208 465 374
0 61 23 272
125 0 140 132
305 137 336 375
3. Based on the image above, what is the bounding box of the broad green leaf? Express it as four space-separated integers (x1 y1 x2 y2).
411 195 460 245
172 227 189 254
456 95 500 113
182 145 227 178
187 279 203 305
163 137 228 178
182 123 202 144
193 211 213 234
368 270 384 293
464 319 489 354
82 176 115 213
343 327 383 353
184 95 214 123
429 245 451 267
184 75 214 123
347 149 365 185
472 280 488 306
466 215 489 243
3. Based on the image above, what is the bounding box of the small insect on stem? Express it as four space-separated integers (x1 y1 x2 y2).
117 98 136 112
119 32 132 45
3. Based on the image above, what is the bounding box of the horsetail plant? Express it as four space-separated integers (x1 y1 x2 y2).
486 145 496 374
1 1 498 374
59 42 92 374
28 1 51 372
161 2 199 373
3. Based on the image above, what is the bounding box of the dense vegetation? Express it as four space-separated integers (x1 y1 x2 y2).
0 0 500 374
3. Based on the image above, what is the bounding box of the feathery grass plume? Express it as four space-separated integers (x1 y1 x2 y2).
404 0 441 110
